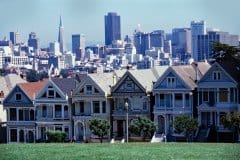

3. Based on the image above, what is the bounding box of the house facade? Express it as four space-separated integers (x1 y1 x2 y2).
72 72 124 142
34 78 76 141
111 67 167 139
153 62 210 137
3 80 46 143
197 62 239 140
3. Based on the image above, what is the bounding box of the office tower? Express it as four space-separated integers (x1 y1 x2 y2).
104 12 121 46
164 40 172 55
28 32 39 53
133 31 150 56
172 28 191 60
49 42 61 56
191 20 206 61
197 31 239 61
149 30 165 49
58 16 66 53
72 34 85 60
10 32 15 44
10 32 20 45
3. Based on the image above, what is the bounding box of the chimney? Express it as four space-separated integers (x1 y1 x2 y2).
191 62 199 83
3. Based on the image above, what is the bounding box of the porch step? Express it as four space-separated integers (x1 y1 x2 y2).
151 133 165 143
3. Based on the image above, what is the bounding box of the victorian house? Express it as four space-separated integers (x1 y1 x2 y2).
197 61 240 141
111 67 167 139
72 71 124 142
34 78 76 141
153 62 210 138
3 80 47 143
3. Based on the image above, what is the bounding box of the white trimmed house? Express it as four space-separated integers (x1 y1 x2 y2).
3 80 47 143
197 61 239 141
111 67 167 139
72 72 124 142
34 78 76 141
153 62 210 138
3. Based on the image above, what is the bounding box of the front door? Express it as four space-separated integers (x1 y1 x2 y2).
117 120 124 137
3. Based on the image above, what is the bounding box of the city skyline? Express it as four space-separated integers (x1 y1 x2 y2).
0 0 239 47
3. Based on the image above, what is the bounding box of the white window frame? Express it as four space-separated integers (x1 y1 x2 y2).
167 77 176 88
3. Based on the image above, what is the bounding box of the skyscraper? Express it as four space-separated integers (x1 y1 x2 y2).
58 16 66 53
104 12 121 46
172 28 191 59
28 32 39 53
149 30 165 49
72 34 85 60
10 31 20 45
191 21 206 61
197 31 239 61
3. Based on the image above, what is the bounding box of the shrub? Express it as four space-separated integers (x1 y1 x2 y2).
46 130 66 142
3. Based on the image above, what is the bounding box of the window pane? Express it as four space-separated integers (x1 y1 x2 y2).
219 88 228 102
55 105 62 118
93 101 100 113
10 108 17 121
19 109 23 121
10 129 17 142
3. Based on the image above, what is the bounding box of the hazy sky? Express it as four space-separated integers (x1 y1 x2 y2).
0 0 239 47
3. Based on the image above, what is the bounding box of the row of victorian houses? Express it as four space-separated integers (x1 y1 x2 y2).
2 59 240 143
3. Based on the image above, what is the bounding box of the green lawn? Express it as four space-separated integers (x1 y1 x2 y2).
0 143 239 160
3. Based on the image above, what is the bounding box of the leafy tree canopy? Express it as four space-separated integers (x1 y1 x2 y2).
89 119 110 143
173 115 198 142
129 117 155 140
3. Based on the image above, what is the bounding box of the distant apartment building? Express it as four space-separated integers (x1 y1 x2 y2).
191 21 206 61
10 32 20 45
105 12 121 46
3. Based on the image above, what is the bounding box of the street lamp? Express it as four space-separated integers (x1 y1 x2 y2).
125 101 129 143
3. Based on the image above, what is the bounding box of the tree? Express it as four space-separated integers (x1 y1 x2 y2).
173 115 198 142
212 42 240 62
129 117 155 140
26 69 40 82
89 119 110 143
220 111 240 141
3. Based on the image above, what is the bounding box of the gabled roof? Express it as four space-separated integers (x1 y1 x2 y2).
128 66 168 92
88 70 125 94
112 66 168 93
18 79 48 100
51 78 77 96
154 62 211 90
0 74 26 98
218 58 240 83
198 62 238 85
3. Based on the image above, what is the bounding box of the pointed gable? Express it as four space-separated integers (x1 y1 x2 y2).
19 79 48 100
154 67 190 90
198 62 237 87
35 79 66 100
112 71 146 95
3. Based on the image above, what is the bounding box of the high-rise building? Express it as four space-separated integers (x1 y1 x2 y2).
172 28 191 59
72 34 85 60
28 32 39 53
197 31 239 61
191 20 206 61
49 42 61 56
104 12 121 46
149 30 165 49
10 32 20 45
58 16 66 53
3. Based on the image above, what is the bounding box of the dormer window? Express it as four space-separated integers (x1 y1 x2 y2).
167 77 176 88
16 93 22 101
48 90 54 98
86 85 92 94
213 71 221 80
